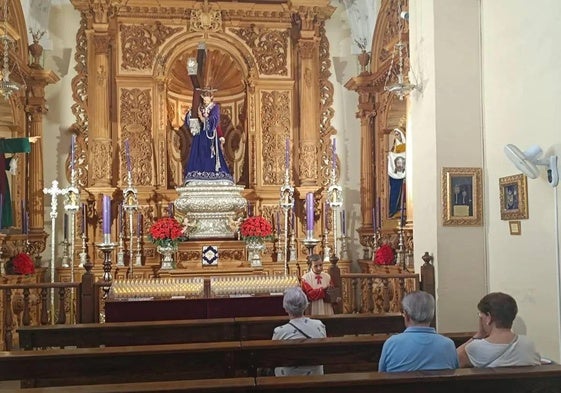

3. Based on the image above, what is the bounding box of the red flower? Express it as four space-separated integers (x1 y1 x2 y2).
240 216 273 242
6 253 35 275
374 244 395 265
147 217 186 247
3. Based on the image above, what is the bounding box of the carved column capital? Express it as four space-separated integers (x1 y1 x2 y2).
92 34 111 55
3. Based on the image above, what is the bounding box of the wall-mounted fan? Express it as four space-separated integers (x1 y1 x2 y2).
504 144 559 187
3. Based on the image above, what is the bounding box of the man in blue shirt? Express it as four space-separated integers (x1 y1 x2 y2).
379 291 459 372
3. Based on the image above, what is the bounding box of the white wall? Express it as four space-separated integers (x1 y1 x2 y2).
409 0 487 332
481 0 561 361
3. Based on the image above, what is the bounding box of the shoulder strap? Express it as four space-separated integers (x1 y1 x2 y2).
481 335 519 368
288 321 312 338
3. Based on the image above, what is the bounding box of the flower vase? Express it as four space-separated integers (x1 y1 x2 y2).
246 238 265 268
157 244 177 270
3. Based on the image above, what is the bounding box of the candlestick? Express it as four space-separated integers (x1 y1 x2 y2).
285 137 290 170
305 193 314 232
102 195 111 235
137 212 143 234
124 139 132 173
341 210 346 236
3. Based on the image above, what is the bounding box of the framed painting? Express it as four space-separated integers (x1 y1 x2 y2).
442 167 483 226
509 220 521 235
499 174 528 220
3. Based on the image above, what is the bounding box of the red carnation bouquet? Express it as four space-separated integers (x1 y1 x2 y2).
373 243 396 265
240 216 273 243
147 217 186 247
5 253 35 275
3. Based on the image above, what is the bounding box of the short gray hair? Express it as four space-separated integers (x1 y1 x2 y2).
401 291 435 324
283 286 309 317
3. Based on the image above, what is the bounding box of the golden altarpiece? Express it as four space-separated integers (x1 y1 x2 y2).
58 0 352 282
345 0 414 275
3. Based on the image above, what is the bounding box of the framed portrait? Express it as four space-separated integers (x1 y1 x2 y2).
442 167 483 226
499 174 528 220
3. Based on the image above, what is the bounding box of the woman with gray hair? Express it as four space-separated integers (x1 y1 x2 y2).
272 286 326 376
378 291 459 372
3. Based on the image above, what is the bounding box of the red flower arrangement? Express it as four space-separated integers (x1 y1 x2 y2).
5 253 35 275
240 216 273 243
373 244 396 265
147 217 186 247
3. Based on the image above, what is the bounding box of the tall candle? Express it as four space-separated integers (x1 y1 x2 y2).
102 195 111 235
332 138 336 170
372 207 376 231
306 192 314 232
81 203 86 235
377 197 382 229
324 202 329 231
137 212 143 234
0 194 3 229
341 210 346 235
24 211 29 235
70 134 75 173
169 202 174 218
285 137 290 170
276 211 281 233
124 139 132 173
118 204 123 234
63 213 68 239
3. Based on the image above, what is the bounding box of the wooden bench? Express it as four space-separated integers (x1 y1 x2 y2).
1 365 560 393
1 332 474 388
18 312 405 349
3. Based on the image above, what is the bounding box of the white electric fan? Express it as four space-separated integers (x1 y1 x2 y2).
504 144 559 187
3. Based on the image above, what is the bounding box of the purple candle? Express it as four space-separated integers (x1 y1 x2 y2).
372 207 376 231
306 192 314 232
285 138 290 170
137 212 143 234
102 195 111 235
377 197 382 229
70 134 76 173
81 203 86 235
332 138 336 170
124 139 132 173
24 211 29 235
341 210 346 235
63 213 68 239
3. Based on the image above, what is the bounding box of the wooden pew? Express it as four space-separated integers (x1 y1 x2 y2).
18 312 405 350
1 332 474 388
254 366 561 393
2 365 560 393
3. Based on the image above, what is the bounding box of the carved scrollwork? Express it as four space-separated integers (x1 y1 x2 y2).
90 138 112 184
120 22 182 71
120 88 154 186
299 143 317 181
232 26 288 76
261 91 290 185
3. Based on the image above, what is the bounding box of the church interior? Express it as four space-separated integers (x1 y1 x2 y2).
0 0 560 388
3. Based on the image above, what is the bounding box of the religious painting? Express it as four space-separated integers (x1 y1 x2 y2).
441 167 483 226
499 174 528 220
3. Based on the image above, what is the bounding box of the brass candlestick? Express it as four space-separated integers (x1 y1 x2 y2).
96 240 117 298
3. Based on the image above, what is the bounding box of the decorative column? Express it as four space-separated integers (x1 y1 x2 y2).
344 76 376 251
85 1 113 187
26 70 60 237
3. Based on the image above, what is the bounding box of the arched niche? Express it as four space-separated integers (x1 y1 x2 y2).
157 34 252 187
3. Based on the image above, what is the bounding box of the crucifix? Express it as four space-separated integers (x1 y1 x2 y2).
187 41 208 116
43 180 68 323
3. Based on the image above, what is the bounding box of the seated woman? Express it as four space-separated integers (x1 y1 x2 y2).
272 286 326 376
457 292 541 367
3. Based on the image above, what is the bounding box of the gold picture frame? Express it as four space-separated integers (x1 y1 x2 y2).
499 174 528 220
442 167 483 226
